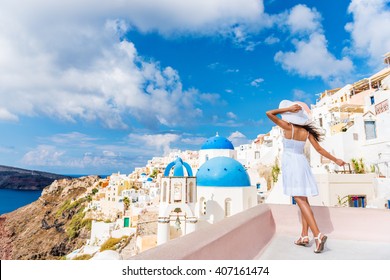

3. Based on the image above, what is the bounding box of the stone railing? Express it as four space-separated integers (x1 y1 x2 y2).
129 203 390 259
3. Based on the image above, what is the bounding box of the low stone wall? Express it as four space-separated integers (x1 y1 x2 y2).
130 203 390 259
131 204 275 260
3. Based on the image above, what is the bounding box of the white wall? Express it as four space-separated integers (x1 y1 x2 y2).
198 149 236 166
311 173 376 207
89 221 115 245
196 186 257 225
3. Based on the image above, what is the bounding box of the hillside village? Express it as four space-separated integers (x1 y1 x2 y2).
61 52 390 260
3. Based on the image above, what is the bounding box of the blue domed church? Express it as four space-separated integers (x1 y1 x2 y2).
157 135 257 244
196 135 257 226
198 133 237 167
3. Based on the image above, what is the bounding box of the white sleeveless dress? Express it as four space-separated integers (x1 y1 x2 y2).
282 125 319 197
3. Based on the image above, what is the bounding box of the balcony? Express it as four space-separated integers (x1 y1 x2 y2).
131 204 390 260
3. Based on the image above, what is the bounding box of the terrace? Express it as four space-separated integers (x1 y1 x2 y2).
131 203 390 260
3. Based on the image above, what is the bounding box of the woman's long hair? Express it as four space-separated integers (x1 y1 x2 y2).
295 122 324 142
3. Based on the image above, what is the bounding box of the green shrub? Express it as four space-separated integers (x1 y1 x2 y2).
56 200 71 217
271 162 280 183
351 158 365 174
67 207 86 239
81 218 93 231
100 237 122 252
56 198 86 218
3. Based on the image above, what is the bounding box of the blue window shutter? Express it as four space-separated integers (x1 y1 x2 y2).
364 121 377 140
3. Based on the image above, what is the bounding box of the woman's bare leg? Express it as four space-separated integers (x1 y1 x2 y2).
294 209 310 245
300 209 309 237
294 196 321 246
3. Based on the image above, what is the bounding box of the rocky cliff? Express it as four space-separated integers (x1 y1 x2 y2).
0 165 71 190
0 176 100 260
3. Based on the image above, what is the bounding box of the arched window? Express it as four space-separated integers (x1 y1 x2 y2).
174 182 182 202
225 198 232 217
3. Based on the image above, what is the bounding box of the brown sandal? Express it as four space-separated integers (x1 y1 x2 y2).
294 236 309 246
314 233 327 253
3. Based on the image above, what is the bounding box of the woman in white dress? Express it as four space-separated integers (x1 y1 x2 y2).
266 100 346 253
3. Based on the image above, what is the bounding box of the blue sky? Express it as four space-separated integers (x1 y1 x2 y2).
0 0 389 175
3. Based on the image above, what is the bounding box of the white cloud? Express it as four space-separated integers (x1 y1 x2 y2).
0 108 18 122
66 151 133 171
274 4 353 86
286 4 322 35
20 133 160 172
22 145 65 166
0 0 267 126
226 68 240 73
181 136 207 146
48 132 98 145
244 41 261 51
215 120 241 127
102 150 119 157
275 33 353 86
228 131 249 146
208 62 220 70
122 0 264 35
0 18 202 127
293 89 314 105
199 93 225 105
345 0 390 64
128 133 180 156
227 112 237 119
251 78 265 87
264 35 280 45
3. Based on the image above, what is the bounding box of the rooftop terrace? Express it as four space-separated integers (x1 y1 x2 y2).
131 204 390 260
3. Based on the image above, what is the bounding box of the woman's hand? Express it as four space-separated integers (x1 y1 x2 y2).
335 158 347 166
288 104 302 113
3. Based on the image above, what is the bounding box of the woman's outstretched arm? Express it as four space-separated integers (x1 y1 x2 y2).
308 134 346 166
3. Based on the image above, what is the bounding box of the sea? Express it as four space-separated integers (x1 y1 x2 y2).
0 174 108 215
0 189 42 215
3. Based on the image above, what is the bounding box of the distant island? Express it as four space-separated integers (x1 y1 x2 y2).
0 165 71 190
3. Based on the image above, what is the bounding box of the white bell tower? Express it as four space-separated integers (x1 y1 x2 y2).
157 157 198 245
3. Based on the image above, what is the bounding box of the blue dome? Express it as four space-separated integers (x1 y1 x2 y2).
201 134 234 150
164 157 193 177
197 157 250 187
147 178 153 182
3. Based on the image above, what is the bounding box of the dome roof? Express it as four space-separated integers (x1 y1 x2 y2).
147 177 153 182
201 133 234 150
164 157 193 177
197 156 250 187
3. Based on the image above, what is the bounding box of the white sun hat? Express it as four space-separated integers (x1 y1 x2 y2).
278 100 312 125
